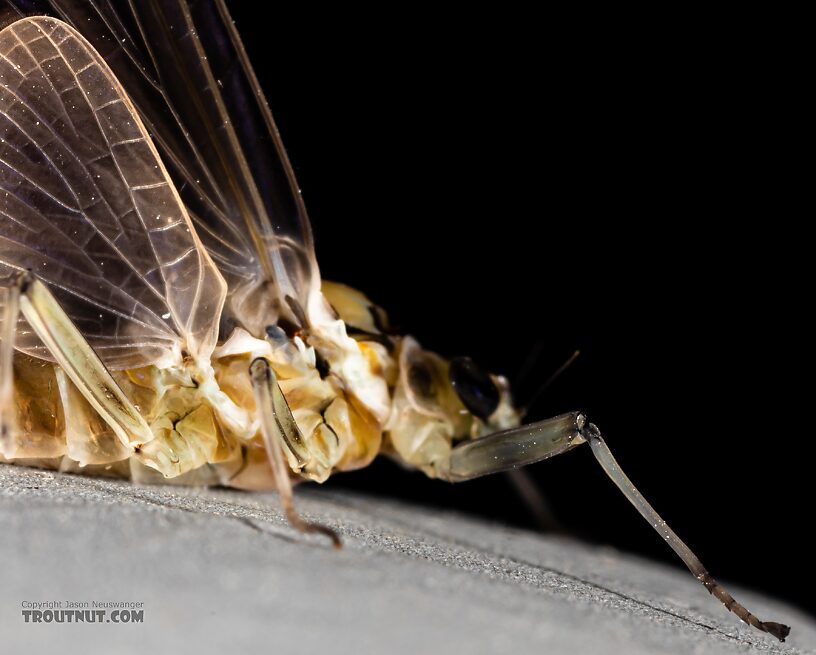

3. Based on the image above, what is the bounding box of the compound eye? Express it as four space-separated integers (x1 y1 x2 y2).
449 357 500 420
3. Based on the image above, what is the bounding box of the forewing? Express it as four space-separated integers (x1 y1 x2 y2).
1 0 322 336
0 16 226 368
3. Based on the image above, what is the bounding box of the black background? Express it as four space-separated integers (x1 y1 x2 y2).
231 6 811 615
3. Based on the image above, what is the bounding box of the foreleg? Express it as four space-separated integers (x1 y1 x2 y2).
436 411 790 641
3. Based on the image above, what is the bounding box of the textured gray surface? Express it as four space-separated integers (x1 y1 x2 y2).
0 463 812 655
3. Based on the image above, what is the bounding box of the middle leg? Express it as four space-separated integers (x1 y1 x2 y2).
250 357 341 548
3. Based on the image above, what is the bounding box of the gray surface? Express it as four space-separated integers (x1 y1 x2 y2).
0 463 812 655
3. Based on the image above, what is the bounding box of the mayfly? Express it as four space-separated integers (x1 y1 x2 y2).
0 1 789 641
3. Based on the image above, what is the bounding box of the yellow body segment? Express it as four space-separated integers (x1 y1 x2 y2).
1 348 374 489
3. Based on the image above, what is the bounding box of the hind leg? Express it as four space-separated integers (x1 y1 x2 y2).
0 275 21 452
0 272 156 463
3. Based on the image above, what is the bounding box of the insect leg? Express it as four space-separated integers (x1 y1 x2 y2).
0 274 21 448
505 469 565 532
439 412 587 482
582 422 790 641
249 357 341 548
438 412 790 641
10 272 153 451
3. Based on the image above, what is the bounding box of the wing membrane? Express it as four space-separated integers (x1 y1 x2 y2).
1 0 322 336
0 16 226 367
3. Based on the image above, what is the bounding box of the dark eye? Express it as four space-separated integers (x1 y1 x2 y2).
449 357 500 420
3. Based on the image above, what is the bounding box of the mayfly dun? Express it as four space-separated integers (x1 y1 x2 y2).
0 1 790 641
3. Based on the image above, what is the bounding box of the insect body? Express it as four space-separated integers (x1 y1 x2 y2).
0 3 790 641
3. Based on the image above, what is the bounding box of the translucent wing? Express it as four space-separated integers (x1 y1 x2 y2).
1 0 322 336
0 16 226 368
